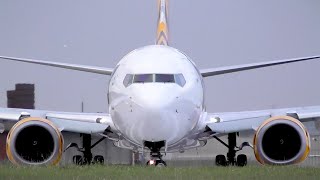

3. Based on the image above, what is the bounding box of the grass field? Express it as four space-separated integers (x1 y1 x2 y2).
0 164 320 180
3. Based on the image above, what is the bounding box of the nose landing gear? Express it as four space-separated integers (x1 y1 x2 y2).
144 141 167 167
146 151 167 167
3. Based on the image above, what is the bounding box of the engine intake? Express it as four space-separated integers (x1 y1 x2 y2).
254 116 310 165
6 118 63 165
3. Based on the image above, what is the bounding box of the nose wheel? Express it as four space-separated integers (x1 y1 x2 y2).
214 133 249 167
147 159 167 167
144 141 167 167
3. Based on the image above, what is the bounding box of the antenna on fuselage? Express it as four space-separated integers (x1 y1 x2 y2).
81 101 84 112
156 0 169 46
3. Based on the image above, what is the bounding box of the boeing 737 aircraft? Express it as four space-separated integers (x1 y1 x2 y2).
1 0 320 167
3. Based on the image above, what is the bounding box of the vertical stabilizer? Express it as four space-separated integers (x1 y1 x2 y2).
156 0 169 46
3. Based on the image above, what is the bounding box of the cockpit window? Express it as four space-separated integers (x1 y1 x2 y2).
155 74 175 83
133 74 153 83
174 74 186 87
123 74 134 87
123 74 186 87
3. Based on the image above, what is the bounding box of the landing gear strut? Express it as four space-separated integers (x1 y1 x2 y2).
213 133 248 167
144 141 167 167
64 134 106 165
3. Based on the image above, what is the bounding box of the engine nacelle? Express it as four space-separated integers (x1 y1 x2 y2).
254 116 310 165
6 117 63 165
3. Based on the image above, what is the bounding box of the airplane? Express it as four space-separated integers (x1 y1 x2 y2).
0 0 320 167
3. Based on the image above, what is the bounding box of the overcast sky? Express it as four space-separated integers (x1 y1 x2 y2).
0 0 320 113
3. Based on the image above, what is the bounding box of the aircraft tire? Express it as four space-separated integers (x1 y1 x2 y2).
215 155 227 166
237 154 247 167
93 155 104 165
73 155 83 165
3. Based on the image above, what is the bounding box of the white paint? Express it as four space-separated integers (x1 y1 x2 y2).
108 45 204 147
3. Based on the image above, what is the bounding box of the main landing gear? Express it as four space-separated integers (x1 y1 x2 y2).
213 133 249 167
144 141 167 167
64 134 106 165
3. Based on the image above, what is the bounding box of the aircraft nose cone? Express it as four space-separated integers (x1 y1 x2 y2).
129 85 179 142
135 93 172 110
111 84 192 145
133 105 177 142
132 85 177 110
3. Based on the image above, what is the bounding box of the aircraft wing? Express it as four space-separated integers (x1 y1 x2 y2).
0 56 113 75
202 106 320 134
200 55 320 77
0 107 114 134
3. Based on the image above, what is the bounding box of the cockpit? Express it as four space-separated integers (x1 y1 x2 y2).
123 74 186 87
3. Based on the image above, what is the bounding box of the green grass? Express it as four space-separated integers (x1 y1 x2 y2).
0 164 320 180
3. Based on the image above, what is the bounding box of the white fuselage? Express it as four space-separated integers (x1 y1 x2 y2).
108 45 204 147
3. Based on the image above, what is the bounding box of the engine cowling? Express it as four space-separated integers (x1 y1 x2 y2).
254 116 310 165
6 117 63 165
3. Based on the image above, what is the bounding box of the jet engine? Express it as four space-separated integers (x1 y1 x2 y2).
6 117 63 165
254 116 310 165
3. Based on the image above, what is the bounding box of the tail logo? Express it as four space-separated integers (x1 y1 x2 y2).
156 0 169 46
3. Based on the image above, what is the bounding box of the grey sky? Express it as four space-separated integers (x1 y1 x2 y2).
0 0 320 113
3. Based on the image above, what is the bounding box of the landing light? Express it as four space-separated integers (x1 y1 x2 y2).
210 117 220 123
149 160 155 165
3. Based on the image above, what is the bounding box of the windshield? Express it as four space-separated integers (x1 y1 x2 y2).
155 74 175 83
123 73 186 87
133 74 153 83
